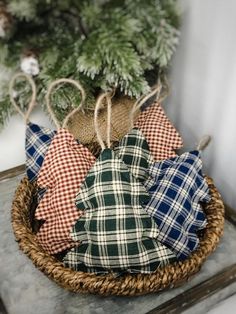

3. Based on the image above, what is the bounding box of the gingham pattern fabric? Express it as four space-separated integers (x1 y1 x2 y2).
63 148 176 274
35 128 96 254
114 128 153 183
135 102 183 161
25 122 56 182
144 151 211 260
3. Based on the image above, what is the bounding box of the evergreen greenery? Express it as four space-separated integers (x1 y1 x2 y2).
0 0 180 127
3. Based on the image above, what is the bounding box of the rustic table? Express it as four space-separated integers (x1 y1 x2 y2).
0 166 236 314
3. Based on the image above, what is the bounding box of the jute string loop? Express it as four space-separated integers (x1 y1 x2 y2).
9 72 37 124
94 92 113 150
45 78 86 129
129 83 162 128
158 75 170 103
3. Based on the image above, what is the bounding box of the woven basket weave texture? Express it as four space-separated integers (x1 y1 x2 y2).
11 176 224 296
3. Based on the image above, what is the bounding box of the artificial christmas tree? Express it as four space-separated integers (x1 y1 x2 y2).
0 0 180 128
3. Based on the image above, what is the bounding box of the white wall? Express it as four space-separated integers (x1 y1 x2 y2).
166 0 236 210
0 108 54 172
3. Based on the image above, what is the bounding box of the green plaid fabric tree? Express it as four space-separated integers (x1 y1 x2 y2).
114 128 153 183
63 130 176 275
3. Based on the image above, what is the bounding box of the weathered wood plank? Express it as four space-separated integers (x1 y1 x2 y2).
147 264 236 314
0 164 25 182
225 204 236 227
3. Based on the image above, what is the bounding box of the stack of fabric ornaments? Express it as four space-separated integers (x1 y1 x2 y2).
24 98 211 276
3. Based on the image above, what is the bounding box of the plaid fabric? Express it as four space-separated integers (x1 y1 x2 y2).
135 102 183 161
63 148 176 274
144 151 211 260
35 128 96 254
37 187 47 202
25 122 56 182
114 128 153 183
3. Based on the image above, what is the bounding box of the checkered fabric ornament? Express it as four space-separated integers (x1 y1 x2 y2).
63 148 176 274
114 128 153 183
35 128 96 254
144 151 211 260
135 102 183 161
25 122 56 182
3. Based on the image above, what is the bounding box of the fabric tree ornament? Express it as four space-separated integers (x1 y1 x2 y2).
36 129 96 254
9 72 56 183
114 127 153 184
35 79 96 254
63 93 176 275
144 150 211 260
134 101 183 161
25 123 56 182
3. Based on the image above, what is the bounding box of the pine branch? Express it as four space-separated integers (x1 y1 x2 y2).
0 0 181 128
0 99 12 129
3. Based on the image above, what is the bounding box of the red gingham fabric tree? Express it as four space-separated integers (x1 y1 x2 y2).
35 128 96 254
135 102 183 160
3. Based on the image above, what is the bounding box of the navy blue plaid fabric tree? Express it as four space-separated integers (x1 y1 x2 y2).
144 151 211 260
25 122 56 182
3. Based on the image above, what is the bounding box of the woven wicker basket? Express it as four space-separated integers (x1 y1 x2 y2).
11 176 224 296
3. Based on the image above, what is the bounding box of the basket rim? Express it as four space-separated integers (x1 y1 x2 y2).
11 176 224 296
